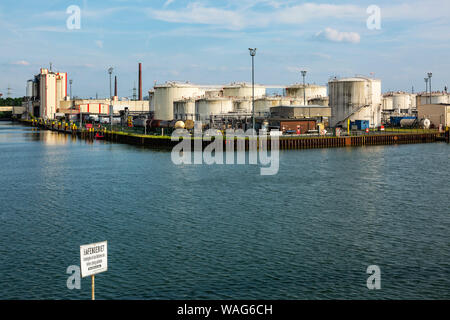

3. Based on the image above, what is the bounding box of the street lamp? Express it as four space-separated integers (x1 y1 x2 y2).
249 48 257 132
69 79 73 123
301 70 307 105
427 72 432 104
108 67 114 131
424 78 429 105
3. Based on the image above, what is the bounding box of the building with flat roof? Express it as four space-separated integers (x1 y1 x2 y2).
418 104 450 128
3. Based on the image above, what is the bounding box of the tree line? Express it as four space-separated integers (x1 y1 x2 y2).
0 97 24 106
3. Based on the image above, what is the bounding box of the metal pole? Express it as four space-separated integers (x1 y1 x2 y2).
425 78 428 105
252 54 255 131
91 275 95 300
249 48 257 133
69 80 73 124
301 71 307 106
108 67 113 132
428 73 432 104
303 75 306 105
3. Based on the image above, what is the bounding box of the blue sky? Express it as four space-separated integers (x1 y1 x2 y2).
1 0 450 98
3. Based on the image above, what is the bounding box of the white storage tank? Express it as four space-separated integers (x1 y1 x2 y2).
233 99 252 113
26 80 33 98
382 96 394 111
286 84 327 105
254 97 292 115
173 98 196 120
392 93 412 113
154 82 205 120
328 77 382 128
417 93 450 106
195 98 233 121
223 83 265 98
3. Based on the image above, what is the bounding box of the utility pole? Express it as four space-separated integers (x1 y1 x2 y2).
249 48 257 132
424 78 429 105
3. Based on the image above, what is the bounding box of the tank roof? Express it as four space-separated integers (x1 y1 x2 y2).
154 81 198 88
329 76 380 82
196 97 232 102
287 84 326 89
275 105 330 108
223 82 265 88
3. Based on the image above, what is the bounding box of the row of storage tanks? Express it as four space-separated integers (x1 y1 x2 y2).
151 82 328 121
150 79 450 128
382 92 450 112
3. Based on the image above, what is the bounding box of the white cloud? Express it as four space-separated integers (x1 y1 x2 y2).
147 2 364 30
11 60 30 66
315 28 360 44
163 0 175 8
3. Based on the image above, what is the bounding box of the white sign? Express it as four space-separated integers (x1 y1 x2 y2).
80 241 108 278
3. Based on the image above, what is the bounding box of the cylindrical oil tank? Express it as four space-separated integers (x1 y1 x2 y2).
382 96 393 111
195 98 233 121
254 97 291 115
420 118 431 129
400 118 416 127
133 117 148 127
223 83 265 98
392 93 412 113
153 82 205 121
173 98 195 120
148 90 155 112
204 90 223 98
26 80 33 98
184 120 194 130
328 77 382 128
417 94 450 106
233 99 252 113
285 84 327 105
174 121 185 129
308 96 329 107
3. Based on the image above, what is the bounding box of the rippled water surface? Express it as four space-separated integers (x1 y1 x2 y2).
0 122 448 299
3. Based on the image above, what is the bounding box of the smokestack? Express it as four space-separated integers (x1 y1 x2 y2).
114 76 117 97
138 62 142 101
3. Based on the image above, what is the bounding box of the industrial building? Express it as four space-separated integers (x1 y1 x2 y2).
328 77 382 128
23 64 149 121
59 98 150 117
24 68 68 119
418 104 450 128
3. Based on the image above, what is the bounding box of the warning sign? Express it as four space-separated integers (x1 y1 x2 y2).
80 241 108 278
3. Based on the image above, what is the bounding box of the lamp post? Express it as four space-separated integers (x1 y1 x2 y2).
424 78 428 105
301 70 307 105
69 79 73 123
108 67 114 131
427 72 432 104
249 48 257 132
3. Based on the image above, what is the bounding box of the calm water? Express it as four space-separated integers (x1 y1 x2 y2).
0 121 448 300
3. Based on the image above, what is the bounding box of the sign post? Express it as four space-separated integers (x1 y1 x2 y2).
80 241 108 300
